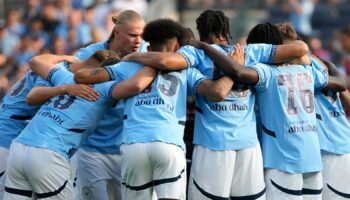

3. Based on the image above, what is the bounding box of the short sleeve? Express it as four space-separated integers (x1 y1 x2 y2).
245 44 276 66
310 58 329 90
34 76 52 87
95 81 121 98
186 67 209 95
47 65 72 86
74 41 107 61
177 45 205 68
249 63 272 91
105 61 142 82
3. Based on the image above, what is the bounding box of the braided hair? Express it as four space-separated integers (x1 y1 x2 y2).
196 10 231 42
246 23 283 45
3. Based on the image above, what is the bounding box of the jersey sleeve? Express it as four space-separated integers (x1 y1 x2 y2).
105 61 142 82
34 76 52 87
47 65 71 86
250 63 273 91
177 45 205 68
74 42 106 61
310 58 329 90
186 67 209 95
95 81 121 98
245 44 277 66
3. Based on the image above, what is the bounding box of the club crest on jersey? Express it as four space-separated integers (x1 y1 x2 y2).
82 186 92 198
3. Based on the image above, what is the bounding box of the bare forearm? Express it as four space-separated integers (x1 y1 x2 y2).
197 76 234 101
340 89 350 110
128 52 187 70
29 54 75 79
26 86 67 105
74 68 110 84
112 67 157 100
273 40 309 63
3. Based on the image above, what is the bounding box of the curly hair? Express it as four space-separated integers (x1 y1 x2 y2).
246 23 283 45
142 19 184 49
196 10 231 42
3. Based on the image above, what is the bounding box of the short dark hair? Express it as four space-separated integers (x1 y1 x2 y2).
196 10 231 42
246 23 283 45
142 19 184 48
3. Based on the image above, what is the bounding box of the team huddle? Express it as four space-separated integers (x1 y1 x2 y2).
0 8 349 200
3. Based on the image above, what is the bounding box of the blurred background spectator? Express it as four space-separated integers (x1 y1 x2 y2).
0 0 349 118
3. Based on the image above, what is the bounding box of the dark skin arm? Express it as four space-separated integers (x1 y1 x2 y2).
122 40 309 70
340 89 350 110
316 58 347 92
192 41 259 84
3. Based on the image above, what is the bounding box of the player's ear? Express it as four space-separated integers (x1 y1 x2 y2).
173 43 180 52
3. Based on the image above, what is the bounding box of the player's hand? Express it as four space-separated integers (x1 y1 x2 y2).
230 44 245 66
63 84 100 101
188 40 206 49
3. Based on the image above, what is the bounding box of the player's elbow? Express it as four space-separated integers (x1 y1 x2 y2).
28 56 39 70
74 71 88 84
213 90 228 102
296 42 309 57
26 95 38 106
133 81 149 93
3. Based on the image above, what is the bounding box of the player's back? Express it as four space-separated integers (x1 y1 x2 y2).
105 61 203 150
15 63 116 159
177 43 276 151
0 70 45 148
252 63 327 173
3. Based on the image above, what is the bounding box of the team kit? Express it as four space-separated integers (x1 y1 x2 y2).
0 9 349 200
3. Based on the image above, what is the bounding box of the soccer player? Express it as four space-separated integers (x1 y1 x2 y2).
3 50 155 200
75 10 146 200
74 18 238 200
279 22 350 200
0 55 99 200
190 23 345 200
24 10 147 200
121 10 309 200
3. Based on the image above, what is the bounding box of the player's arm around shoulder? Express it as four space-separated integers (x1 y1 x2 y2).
312 57 346 92
192 41 259 84
26 84 100 106
111 66 157 100
123 51 188 70
273 40 309 63
29 54 79 80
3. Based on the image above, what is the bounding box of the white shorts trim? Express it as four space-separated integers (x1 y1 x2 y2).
265 169 322 200
121 142 186 200
188 144 265 200
4 142 75 200
322 153 350 200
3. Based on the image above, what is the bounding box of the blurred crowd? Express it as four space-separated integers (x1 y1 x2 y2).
1 0 350 107
0 0 149 97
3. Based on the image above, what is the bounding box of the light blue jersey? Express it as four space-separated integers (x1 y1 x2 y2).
15 63 119 159
0 70 51 149
251 63 328 173
75 40 147 154
177 44 276 150
312 59 350 155
106 61 207 150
